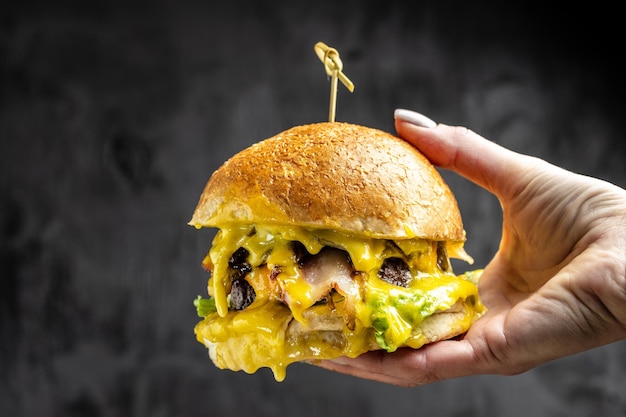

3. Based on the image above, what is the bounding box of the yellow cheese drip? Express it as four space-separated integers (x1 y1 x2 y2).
195 224 485 381
207 224 435 318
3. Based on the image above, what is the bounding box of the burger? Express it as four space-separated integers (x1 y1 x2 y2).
190 122 485 381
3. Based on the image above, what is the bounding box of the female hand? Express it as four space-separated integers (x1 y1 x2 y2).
316 109 626 386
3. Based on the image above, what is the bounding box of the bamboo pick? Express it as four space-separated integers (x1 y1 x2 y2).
314 42 354 122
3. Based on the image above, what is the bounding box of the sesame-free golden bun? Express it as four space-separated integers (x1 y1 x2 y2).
189 122 465 242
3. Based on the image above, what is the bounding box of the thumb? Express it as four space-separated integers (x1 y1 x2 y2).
393 109 532 196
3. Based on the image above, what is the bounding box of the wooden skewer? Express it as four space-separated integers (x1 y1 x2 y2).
314 42 354 122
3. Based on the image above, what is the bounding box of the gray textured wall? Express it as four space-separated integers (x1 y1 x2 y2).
1 1 625 416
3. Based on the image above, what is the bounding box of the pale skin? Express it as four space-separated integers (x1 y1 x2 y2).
316 109 626 386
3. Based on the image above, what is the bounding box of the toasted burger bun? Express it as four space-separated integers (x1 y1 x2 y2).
191 122 485 381
189 122 463 240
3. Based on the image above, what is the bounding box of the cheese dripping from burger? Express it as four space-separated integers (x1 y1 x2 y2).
197 223 480 377
216 229 467 323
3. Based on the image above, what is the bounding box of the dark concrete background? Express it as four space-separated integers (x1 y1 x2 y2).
1 1 625 416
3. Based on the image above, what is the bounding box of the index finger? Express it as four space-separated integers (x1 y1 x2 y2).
393 109 535 197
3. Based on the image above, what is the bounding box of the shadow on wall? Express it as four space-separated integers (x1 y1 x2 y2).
1 1 624 416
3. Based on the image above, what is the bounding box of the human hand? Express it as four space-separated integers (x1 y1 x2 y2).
316 109 626 386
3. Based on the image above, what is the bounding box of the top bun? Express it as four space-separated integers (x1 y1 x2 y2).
190 122 465 241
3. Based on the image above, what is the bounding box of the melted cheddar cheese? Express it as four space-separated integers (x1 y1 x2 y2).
195 224 484 381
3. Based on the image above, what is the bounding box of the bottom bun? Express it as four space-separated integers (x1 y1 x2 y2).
195 297 479 381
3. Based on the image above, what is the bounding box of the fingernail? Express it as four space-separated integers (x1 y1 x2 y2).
394 109 437 128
